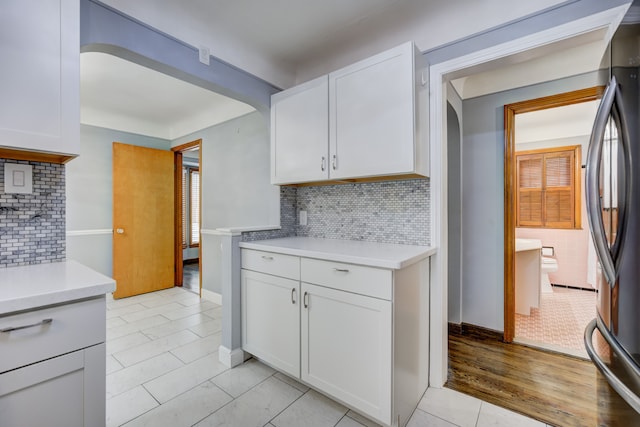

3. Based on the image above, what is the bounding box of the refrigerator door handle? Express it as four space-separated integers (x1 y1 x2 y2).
585 318 640 412
586 76 632 287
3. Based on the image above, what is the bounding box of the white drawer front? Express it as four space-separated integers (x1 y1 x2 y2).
301 258 392 300
0 297 106 373
241 249 300 280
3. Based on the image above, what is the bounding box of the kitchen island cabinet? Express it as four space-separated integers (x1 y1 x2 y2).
0 261 115 427
240 237 434 427
0 0 80 163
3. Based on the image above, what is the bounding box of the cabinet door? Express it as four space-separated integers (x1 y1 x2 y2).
329 42 415 180
271 76 329 184
242 269 300 377
0 0 80 156
301 282 392 425
0 349 85 427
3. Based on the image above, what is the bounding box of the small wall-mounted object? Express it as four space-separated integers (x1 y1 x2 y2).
4 163 33 194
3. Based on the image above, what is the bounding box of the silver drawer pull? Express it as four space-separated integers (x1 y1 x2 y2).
261 256 274 261
1 318 53 333
333 268 349 273
291 288 296 304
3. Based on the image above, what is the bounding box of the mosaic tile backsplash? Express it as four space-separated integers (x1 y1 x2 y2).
0 159 66 267
243 179 430 246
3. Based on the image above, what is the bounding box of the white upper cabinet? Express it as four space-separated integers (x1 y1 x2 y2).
329 42 426 180
271 76 329 184
0 0 80 161
270 42 428 185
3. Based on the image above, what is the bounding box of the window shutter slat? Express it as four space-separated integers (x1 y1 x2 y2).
519 158 543 188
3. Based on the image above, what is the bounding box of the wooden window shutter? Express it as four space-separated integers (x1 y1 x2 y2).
515 146 580 229
516 155 543 227
544 151 574 228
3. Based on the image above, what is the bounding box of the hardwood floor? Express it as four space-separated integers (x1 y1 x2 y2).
182 262 199 294
447 326 640 427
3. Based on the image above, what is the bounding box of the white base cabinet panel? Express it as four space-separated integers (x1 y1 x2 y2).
241 269 300 378
0 297 107 427
240 247 430 427
301 282 392 424
0 343 105 427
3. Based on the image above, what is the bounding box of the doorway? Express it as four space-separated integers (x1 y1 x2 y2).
504 87 602 356
172 139 203 296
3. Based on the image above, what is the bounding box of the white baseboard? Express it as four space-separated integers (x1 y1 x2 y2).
218 345 248 368
201 288 222 305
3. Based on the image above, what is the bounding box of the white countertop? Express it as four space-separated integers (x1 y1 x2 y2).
0 260 116 315
239 237 436 269
515 238 542 252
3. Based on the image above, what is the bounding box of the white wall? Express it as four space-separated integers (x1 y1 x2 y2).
66 125 171 276
460 71 601 331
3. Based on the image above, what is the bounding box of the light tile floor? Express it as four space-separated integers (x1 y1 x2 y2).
107 287 551 427
515 286 596 358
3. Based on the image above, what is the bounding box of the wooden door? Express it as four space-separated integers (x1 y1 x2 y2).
113 142 175 298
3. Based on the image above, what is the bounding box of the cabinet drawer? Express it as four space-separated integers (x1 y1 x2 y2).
241 249 300 280
301 258 392 300
0 297 106 373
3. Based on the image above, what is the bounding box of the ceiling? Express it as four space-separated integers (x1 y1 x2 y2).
80 1 623 140
515 101 599 144
80 53 255 140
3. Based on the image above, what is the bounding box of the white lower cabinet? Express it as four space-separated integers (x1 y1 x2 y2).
241 269 300 377
0 297 107 427
301 282 392 423
241 247 430 427
0 343 105 427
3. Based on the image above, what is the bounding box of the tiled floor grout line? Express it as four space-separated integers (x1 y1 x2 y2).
106 287 547 427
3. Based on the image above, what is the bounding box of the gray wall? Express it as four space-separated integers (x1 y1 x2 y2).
447 84 463 324
172 111 279 295
66 124 170 276
173 111 279 231
460 71 601 331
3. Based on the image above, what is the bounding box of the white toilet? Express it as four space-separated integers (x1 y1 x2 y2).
541 246 558 293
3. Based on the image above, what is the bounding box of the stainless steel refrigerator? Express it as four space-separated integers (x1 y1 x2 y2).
584 20 640 417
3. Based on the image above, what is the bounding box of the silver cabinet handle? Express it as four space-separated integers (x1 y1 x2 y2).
261 255 274 261
303 291 309 308
333 268 349 273
291 288 296 304
332 154 337 170
321 156 326 171
585 76 632 287
1 318 53 333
